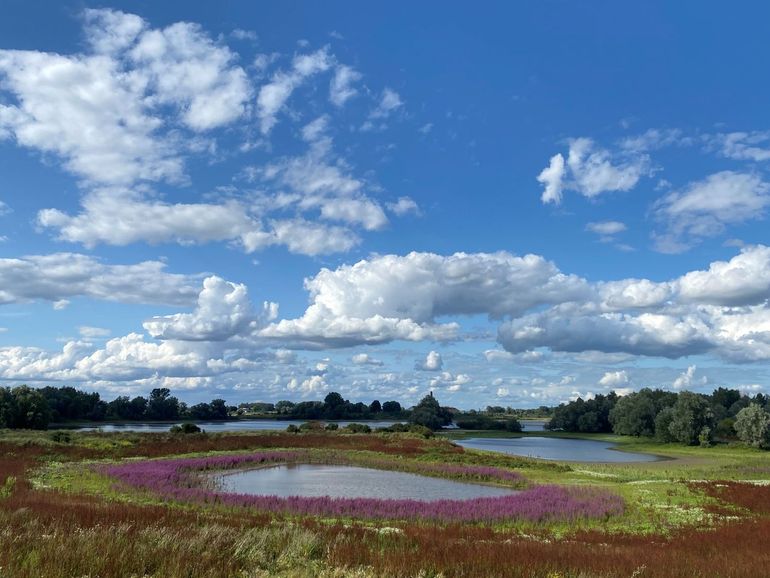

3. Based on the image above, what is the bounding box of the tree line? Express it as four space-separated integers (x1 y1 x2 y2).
0 385 234 430
8 383 769 446
0 385 421 431
252 392 408 421
0 385 488 434
546 387 770 446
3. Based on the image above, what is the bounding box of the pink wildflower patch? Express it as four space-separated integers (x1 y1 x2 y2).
100 452 623 523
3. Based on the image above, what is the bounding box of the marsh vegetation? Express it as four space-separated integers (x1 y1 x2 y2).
2 425 770 577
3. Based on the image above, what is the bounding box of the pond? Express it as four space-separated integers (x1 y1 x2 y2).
68 419 400 433
213 464 518 501
456 436 660 463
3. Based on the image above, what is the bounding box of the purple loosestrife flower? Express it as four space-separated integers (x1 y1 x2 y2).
100 452 623 523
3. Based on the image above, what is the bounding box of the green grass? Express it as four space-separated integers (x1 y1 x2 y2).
7 428 770 577
9 427 770 538
437 430 770 534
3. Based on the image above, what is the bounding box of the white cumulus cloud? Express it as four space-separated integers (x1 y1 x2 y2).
653 171 770 253
416 350 443 371
257 47 332 134
144 276 278 341
0 253 199 306
538 138 650 205
598 370 629 388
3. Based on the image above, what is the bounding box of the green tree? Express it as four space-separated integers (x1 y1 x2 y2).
39 386 105 422
369 399 382 414
275 400 295 415
734 404 770 448
382 400 402 414
728 397 751 418
9 385 51 429
128 396 148 419
0 387 14 428
711 387 741 408
485 405 506 414
715 417 737 440
145 388 180 420
503 418 523 432
667 391 715 445
324 392 345 407
709 387 741 421
106 396 132 420
610 389 659 437
410 393 452 430
188 402 213 420
323 392 346 419
547 393 617 433
209 398 229 420
291 401 323 420
109 395 147 420
654 407 676 442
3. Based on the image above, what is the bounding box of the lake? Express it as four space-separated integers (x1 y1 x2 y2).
67 418 545 434
213 463 518 501
68 419 400 433
457 436 660 462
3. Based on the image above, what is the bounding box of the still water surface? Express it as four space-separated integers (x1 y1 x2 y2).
71 420 399 432
457 436 659 463
69 418 545 433
520 419 547 431
215 464 518 501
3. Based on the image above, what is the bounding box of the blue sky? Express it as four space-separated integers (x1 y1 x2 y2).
1 1 769 407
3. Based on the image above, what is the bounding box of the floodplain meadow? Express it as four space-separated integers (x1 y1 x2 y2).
3 429 770 577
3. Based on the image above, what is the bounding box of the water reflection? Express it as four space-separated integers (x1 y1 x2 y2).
69 420 399 433
520 420 547 431
457 436 659 463
214 464 518 501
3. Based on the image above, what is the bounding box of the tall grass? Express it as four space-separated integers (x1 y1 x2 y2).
0 509 331 578
6 432 770 577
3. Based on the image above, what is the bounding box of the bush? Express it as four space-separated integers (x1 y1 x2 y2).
735 404 770 448
382 422 410 433
298 421 324 432
324 422 339 431
455 415 522 432
699 426 713 447
715 417 737 440
408 424 434 438
344 423 371 434
49 431 72 444
169 422 202 434
455 415 493 430
503 419 523 432
380 423 433 438
286 424 300 433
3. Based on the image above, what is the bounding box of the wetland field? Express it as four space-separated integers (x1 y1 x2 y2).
3 428 770 577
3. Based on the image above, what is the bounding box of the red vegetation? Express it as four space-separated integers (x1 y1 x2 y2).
3 436 770 577
693 480 770 515
119 432 444 458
